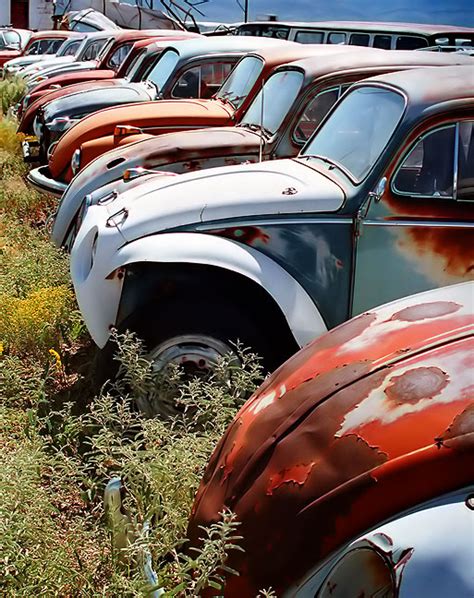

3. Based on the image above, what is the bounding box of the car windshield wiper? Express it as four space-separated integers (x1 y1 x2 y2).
302 154 345 172
239 122 272 137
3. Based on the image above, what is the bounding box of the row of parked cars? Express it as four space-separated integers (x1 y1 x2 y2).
6 21 474 596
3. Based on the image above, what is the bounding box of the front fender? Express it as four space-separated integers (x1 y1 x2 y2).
72 232 327 349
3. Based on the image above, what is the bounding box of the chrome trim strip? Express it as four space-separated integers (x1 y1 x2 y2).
363 219 474 228
453 122 460 200
194 217 353 231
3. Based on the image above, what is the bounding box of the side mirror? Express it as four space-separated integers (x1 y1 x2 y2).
371 177 387 202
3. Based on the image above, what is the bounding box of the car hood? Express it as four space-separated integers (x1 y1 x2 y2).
21 55 74 75
49 99 234 178
52 126 261 245
188 281 474 595
5 55 48 69
97 157 346 244
27 60 97 86
42 82 153 124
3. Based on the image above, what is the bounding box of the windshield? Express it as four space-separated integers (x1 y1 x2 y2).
78 37 109 61
216 55 263 109
124 48 146 79
146 48 180 91
0 30 21 50
57 38 82 57
302 86 405 182
242 69 304 134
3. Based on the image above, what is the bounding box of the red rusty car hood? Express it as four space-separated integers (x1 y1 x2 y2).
83 125 262 177
19 76 121 134
188 281 474 595
49 98 234 179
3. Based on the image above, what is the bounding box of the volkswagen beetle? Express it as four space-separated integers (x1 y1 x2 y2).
187 281 474 596
50 48 473 249
69 65 474 374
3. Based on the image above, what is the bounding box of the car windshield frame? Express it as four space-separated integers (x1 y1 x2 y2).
145 48 180 91
301 84 407 184
241 68 304 135
56 38 82 57
216 55 264 110
0 30 21 50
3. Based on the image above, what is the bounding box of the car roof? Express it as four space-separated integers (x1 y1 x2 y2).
241 20 474 36
358 63 474 106
28 30 77 41
238 42 369 68
284 48 474 81
163 35 295 60
105 29 196 43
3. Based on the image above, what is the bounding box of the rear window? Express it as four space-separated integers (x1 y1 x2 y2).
349 33 370 46
295 30 324 44
396 36 428 50
26 38 64 56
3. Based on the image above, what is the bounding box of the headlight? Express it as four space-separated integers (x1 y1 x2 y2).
71 149 81 175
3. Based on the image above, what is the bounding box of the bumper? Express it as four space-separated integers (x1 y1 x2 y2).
27 165 67 197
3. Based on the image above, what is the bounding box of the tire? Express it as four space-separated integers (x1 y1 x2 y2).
95 293 297 397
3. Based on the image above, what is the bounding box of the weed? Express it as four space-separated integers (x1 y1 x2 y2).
0 75 26 115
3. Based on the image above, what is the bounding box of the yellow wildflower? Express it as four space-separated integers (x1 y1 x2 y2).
0 342 3 355
48 348 62 372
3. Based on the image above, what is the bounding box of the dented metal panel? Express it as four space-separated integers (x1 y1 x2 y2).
188 283 474 596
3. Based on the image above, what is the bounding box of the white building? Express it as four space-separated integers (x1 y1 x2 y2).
1 0 54 31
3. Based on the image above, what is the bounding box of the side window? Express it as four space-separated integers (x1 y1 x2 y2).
349 33 370 46
26 40 40 55
107 43 132 71
48 39 64 54
172 62 233 99
458 121 474 200
62 40 81 56
396 36 428 50
373 35 392 49
294 87 341 144
328 32 346 45
393 126 456 197
82 39 107 61
295 31 324 44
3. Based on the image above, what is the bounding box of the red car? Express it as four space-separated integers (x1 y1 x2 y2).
0 27 31 67
188 282 474 596
17 30 199 126
0 29 72 69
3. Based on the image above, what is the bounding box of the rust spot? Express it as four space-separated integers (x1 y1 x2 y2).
267 462 315 495
385 367 449 405
436 404 474 448
391 301 461 322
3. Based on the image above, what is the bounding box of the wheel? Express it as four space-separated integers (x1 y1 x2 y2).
95 293 297 414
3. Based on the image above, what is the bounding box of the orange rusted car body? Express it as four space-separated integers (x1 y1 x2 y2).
47 44 325 183
188 282 474 595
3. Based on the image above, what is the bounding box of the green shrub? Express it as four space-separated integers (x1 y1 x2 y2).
0 75 26 115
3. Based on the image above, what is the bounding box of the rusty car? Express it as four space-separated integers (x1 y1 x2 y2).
187 281 474 596
49 48 474 250
27 41 326 191
68 64 474 374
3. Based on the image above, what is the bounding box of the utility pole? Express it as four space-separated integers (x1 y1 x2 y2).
244 0 249 22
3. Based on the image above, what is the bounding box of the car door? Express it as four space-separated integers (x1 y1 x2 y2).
352 116 474 315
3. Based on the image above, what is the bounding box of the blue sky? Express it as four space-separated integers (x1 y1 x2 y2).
191 0 474 26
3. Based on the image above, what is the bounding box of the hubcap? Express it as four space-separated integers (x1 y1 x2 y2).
148 335 236 376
